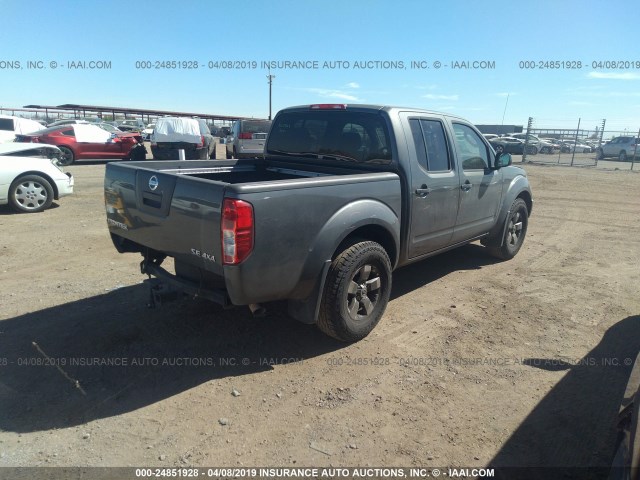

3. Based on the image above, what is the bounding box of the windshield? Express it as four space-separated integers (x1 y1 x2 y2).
98 123 119 132
266 110 392 164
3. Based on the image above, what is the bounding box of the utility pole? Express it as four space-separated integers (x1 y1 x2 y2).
500 93 509 135
266 68 275 120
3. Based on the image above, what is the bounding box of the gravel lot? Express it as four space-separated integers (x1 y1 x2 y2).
0 160 639 473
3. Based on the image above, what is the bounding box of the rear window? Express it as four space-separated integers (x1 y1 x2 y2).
26 126 63 135
0 118 15 131
241 120 271 134
198 120 211 135
267 111 392 165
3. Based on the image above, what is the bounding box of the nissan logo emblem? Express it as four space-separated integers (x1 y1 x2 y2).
149 175 159 191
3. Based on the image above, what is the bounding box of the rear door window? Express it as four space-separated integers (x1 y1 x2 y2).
409 118 451 171
0 118 15 131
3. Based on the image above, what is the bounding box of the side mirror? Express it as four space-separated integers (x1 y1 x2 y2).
495 152 512 168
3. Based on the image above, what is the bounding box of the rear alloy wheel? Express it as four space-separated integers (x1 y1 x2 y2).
619 151 628 162
318 241 391 342
9 175 54 213
488 198 529 260
58 146 75 166
596 148 604 160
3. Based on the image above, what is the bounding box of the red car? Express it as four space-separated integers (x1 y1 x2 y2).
15 124 146 166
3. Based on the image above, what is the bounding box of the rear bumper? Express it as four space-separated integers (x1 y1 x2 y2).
141 260 231 307
151 145 205 160
238 145 265 158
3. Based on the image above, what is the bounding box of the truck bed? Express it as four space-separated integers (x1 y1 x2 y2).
105 158 401 307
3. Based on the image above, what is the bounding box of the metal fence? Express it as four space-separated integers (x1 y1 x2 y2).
520 117 638 170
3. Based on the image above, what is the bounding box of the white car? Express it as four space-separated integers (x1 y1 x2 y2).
0 143 74 213
0 114 45 143
569 142 593 153
142 123 155 141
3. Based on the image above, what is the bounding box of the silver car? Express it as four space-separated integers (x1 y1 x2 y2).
226 119 272 159
510 133 557 154
597 136 639 161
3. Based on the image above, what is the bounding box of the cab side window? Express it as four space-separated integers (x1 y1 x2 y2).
409 118 451 172
452 123 489 170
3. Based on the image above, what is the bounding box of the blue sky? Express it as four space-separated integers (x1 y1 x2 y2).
1 0 639 131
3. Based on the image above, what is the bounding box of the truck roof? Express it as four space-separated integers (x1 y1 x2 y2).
279 104 469 122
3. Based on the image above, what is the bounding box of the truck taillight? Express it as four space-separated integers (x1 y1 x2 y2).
221 199 254 265
199 135 205 147
238 132 253 139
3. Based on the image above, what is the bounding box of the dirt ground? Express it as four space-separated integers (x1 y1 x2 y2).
0 160 639 474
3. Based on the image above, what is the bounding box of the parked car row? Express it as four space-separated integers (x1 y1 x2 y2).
483 132 640 159
15 124 146 166
485 134 558 155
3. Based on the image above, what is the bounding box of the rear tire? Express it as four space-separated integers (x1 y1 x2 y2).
619 151 628 162
58 146 75 166
317 241 392 342
128 143 146 161
9 175 54 213
488 198 528 260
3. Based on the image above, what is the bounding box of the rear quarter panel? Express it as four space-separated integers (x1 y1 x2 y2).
222 173 401 305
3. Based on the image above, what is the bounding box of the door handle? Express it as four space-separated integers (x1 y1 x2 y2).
414 185 431 197
461 181 472 192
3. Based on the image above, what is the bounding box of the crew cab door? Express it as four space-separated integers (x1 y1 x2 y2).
449 122 503 243
401 114 460 258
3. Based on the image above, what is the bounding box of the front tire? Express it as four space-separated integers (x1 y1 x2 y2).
9 175 54 213
488 198 529 260
317 241 392 342
619 151 628 162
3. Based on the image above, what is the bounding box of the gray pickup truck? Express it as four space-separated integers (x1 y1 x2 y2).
105 104 532 342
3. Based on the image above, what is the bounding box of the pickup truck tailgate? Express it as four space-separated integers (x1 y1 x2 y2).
105 163 225 275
